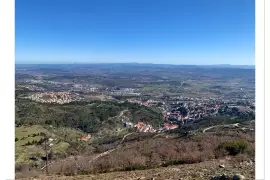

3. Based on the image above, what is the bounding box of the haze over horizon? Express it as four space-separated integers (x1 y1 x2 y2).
15 62 255 67
16 0 255 65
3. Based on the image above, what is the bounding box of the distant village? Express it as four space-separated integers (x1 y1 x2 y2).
123 96 254 133
25 92 83 104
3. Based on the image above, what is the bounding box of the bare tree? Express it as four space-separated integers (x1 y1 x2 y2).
44 138 49 175
40 132 50 175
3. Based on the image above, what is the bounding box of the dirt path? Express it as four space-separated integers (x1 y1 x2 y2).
118 110 128 118
89 132 133 163
101 109 128 125
88 149 116 163
202 123 239 133
119 132 133 144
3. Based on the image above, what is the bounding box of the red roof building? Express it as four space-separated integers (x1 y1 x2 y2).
164 123 179 130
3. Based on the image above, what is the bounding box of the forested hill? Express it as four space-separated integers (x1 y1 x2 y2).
15 98 163 134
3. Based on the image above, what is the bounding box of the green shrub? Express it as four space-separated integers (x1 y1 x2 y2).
217 140 248 156
123 164 147 171
161 160 184 167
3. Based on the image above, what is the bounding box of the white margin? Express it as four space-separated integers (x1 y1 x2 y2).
0 0 15 179
264 0 269 179
0 0 265 179
255 0 265 179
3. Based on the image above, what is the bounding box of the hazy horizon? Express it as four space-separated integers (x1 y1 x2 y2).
15 62 255 68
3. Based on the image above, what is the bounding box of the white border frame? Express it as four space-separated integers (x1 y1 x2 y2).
0 0 267 179
255 0 265 179
0 0 15 179
263 0 269 179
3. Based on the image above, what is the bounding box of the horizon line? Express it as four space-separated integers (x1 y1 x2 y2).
15 62 255 66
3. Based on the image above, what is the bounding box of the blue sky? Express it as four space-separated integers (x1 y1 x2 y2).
15 0 255 65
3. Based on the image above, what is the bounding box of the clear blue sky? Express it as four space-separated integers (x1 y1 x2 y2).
15 0 255 65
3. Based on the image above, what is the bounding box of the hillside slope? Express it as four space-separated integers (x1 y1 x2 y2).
17 157 255 180
15 99 163 134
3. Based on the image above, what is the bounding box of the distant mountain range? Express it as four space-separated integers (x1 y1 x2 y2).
199 64 255 69
15 63 255 69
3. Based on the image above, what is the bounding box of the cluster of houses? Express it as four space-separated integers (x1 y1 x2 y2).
122 120 179 133
163 123 179 130
122 121 156 133
26 92 83 104
109 88 141 96
88 87 99 92
127 98 163 107
164 112 185 124
162 98 255 126
134 121 156 133
17 85 45 92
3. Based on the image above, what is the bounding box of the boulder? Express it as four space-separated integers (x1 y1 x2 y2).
219 164 225 168
211 174 230 180
232 174 245 180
